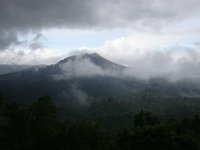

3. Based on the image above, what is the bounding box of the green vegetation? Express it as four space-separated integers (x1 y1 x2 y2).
1 96 200 150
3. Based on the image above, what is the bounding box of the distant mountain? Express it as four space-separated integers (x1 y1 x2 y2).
0 53 129 105
57 53 125 70
1 53 200 106
0 64 31 75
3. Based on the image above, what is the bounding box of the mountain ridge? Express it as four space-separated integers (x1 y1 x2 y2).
1 53 200 105
56 52 125 71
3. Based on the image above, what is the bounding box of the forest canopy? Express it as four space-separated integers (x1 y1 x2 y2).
0 95 200 150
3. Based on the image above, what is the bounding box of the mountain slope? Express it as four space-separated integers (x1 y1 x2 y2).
0 64 31 75
0 53 131 105
1 53 200 106
58 53 125 70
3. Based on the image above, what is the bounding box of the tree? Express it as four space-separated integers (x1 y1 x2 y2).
133 111 160 128
1 102 30 150
0 94 3 114
29 96 60 150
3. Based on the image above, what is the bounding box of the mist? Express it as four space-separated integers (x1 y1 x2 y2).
121 48 200 81
51 48 200 82
53 54 121 80
70 84 89 105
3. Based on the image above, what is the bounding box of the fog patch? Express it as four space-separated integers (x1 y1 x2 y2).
121 48 200 81
56 58 103 80
53 48 200 82
57 84 89 106
54 55 120 80
71 84 89 105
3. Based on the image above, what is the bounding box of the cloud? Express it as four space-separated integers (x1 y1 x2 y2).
1 0 200 31
96 33 187 66
57 83 90 106
32 33 44 41
0 48 64 65
29 43 43 50
70 84 88 105
1 0 200 50
48 32 200 81
1 0 200 73
28 33 44 50
94 34 200 80
0 31 24 50
54 57 104 80
53 54 122 80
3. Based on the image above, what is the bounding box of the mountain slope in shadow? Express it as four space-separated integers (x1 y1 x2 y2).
1 53 200 106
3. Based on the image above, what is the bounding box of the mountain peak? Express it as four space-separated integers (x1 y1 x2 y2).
89 52 100 57
57 52 125 70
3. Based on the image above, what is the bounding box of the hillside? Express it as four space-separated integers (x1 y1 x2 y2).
1 53 200 106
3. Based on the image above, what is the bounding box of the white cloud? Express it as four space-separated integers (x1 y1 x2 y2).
53 54 122 80
92 32 200 80
57 58 104 79
96 33 187 66
0 48 65 65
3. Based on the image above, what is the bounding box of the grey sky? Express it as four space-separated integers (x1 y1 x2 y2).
1 0 200 32
0 0 200 81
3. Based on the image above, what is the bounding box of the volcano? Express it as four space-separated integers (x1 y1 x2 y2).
1 53 200 106
0 53 133 105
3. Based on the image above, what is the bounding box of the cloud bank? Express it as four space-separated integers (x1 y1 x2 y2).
1 0 200 50
54 54 121 80
1 0 200 31
53 46 200 81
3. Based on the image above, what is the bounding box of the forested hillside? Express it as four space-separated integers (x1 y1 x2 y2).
1 95 200 150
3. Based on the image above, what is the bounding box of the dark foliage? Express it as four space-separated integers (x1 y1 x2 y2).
1 96 200 150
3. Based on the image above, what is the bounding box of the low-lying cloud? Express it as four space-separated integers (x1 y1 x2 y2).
117 48 200 81
54 55 120 80
53 47 200 82
93 34 200 81
55 58 104 80
70 84 89 105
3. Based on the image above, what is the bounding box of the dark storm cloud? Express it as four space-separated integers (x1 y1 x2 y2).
1 0 200 31
0 0 96 31
0 0 97 50
0 0 200 50
0 31 23 50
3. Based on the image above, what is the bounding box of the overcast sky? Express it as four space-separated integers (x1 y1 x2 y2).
0 0 200 72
